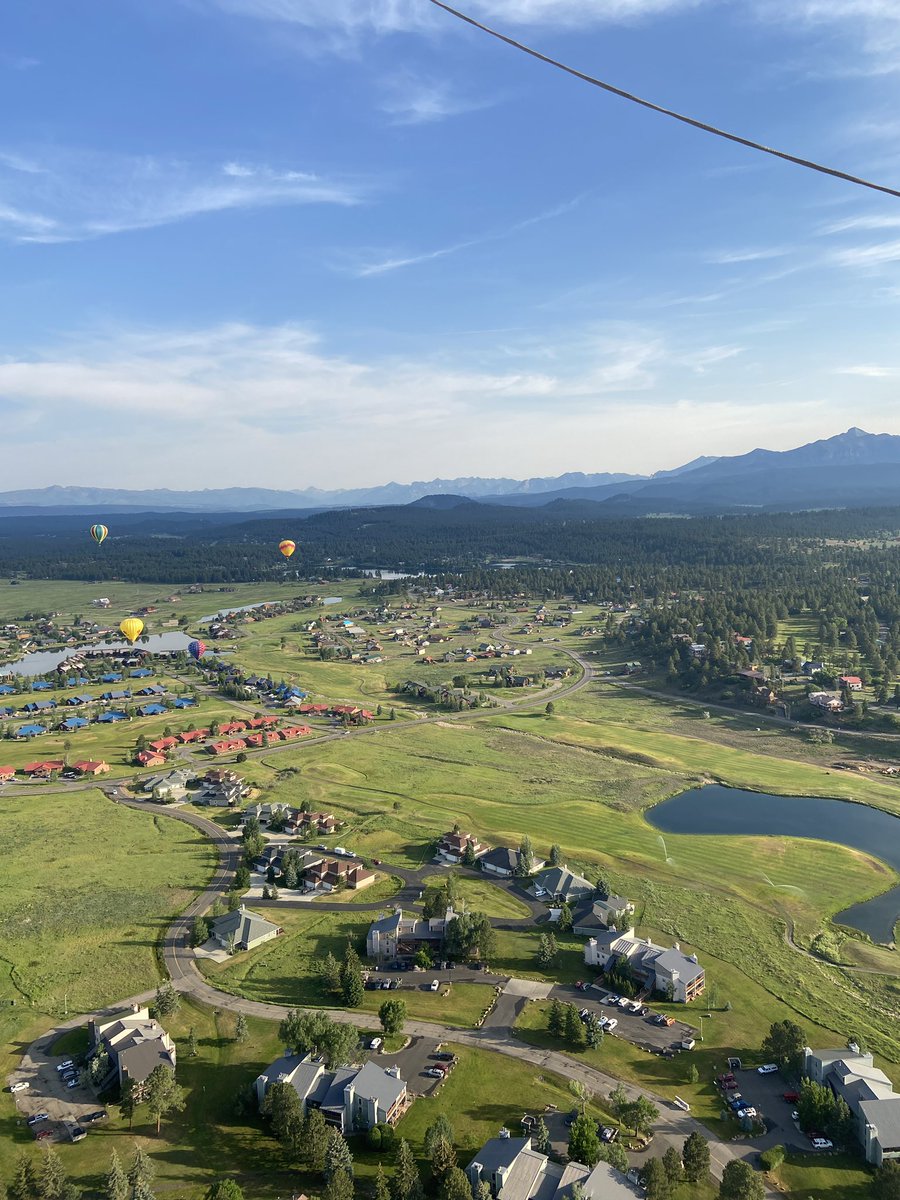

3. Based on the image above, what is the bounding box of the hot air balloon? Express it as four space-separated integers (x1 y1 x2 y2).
188 639 206 661
90 524 109 546
119 618 144 645
279 540 296 559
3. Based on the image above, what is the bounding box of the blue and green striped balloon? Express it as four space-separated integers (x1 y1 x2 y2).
90 524 109 546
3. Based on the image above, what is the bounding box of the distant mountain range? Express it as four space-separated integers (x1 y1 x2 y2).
3 428 900 516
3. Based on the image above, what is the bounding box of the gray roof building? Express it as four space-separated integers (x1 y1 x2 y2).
466 1137 640 1200
805 1047 900 1166
255 1053 407 1132
90 1005 176 1087
533 866 594 904
210 906 280 953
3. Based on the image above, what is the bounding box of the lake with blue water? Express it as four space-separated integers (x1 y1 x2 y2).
647 784 900 943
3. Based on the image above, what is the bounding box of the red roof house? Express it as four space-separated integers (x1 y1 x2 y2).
207 739 246 756
135 750 166 767
73 760 110 776
0 766 15 780
149 737 179 753
23 760 65 777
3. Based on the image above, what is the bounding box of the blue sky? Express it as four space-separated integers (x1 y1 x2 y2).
2 0 900 490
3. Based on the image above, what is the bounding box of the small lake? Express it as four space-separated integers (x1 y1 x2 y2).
0 633 196 678
648 785 900 943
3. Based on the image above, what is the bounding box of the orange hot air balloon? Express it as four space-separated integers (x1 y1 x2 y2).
279 540 296 559
119 618 144 644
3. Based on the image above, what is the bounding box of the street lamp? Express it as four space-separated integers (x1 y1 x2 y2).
698 1014 707 1042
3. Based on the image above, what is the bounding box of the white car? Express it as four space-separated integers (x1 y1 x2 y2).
10 1082 29 1093
604 1018 618 1031
811 1137 833 1150
369 1037 383 1051
757 1063 778 1075
430 980 440 992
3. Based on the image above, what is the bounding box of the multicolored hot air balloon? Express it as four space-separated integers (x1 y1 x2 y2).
90 524 109 546
188 639 206 661
279 540 296 559
119 618 144 645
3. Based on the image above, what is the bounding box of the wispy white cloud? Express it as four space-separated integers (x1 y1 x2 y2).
679 345 744 373
708 247 791 265
829 239 900 268
752 0 900 75
0 149 366 244
817 214 900 235
350 195 584 277
836 363 900 377
0 53 39 71
379 73 496 125
200 0 702 39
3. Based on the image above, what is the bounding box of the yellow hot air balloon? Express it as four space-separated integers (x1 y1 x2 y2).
279 539 296 559
119 618 144 644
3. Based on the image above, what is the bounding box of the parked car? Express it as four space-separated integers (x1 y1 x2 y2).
80 1111 107 1124
434 1052 455 1062
604 1018 618 1031
369 1037 383 1051
430 980 440 991
599 1126 618 1143
791 1110 800 1122
27 1113 49 1126
424 1068 443 1078
605 994 620 1006
56 1060 74 1071
736 1107 757 1119
810 1137 833 1150
34 1129 53 1141
65 1078 79 1090
9 1082 29 1093
389 979 400 990
757 1063 778 1075
783 1091 800 1103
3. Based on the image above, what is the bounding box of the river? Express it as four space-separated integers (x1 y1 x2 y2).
647 785 900 943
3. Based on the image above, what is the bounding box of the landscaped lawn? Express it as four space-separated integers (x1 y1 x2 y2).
490 928 585 984
772 1150 874 1198
421 873 533 919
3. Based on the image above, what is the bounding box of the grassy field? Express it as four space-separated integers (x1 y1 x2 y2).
0 789 215 1012
772 1150 874 1198
420 874 533 919
197 908 495 1027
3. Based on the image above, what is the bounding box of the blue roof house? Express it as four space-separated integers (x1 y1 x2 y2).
16 724 47 738
140 703 167 716
60 716 90 731
173 697 197 708
97 711 128 723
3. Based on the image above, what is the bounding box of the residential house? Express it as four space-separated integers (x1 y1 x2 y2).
100 689 131 702
198 776 242 806
533 865 594 905
803 661 826 676
0 766 15 781
572 894 635 936
65 694 95 707
97 711 128 723
208 738 247 756
130 668 154 679
59 716 90 732
149 737 179 753
480 847 546 878
255 1053 408 1132
209 906 281 953
804 1047 900 1167
135 750 166 768
304 858 376 892
366 907 455 960
172 697 197 709
810 691 844 712
23 700 56 713
140 703 167 717
178 728 209 744
136 684 166 696
466 1136 639 1200
584 929 705 1003
73 760 110 776
142 769 193 802
89 1005 176 1087
23 760 65 777
437 830 488 864
840 675 864 691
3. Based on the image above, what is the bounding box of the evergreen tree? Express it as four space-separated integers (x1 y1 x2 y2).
423 1116 454 1157
532 1116 551 1155
104 1152 128 1200
718 1160 765 1200
568 1114 600 1167
428 1136 456 1183
38 1151 67 1200
324 1175 353 1200
263 1081 305 1156
439 1170 472 1200
547 998 564 1038
127 1146 155 1198
324 1130 354 1182
564 1003 585 1047
9 1154 38 1200
549 844 562 866
205 1184 244 1200
392 1139 423 1200
144 1065 186 1136
187 1028 198 1058
235 1013 248 1043
373 1165 391 1200
305 1108 329 1171
641 1158 671 1200
661 1147 683 1187
322 951 342 993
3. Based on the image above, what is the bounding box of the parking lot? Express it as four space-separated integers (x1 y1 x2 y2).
717 1065 808 1152
372 1035 449 1098
6 1038 105 1145
550 983 699 1055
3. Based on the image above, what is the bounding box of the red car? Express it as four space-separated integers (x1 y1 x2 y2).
783 1091 800 1103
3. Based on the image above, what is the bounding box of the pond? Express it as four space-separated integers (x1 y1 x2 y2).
647 784 900 943
0 633 196 678
200 600 276 622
